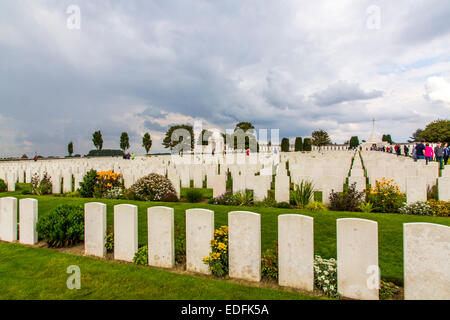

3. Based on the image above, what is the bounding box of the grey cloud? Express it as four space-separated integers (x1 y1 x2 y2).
312 81 383 106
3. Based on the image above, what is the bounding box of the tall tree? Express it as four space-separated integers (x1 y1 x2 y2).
281 138 290 152
120 132 130 152
232 122 256 150
198 129 212 146
294 137 303 151
92 131 103 151
408 128 423 143
420 119 450 142
303 138 312 151
349 136 360 149
142 132 152 154
162 125 194 151
382 134 393 144
311 130 331 147
68 141 74 156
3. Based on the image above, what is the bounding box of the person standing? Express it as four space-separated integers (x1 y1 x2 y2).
395 144 401 156
434 143 445 170
415 140 426 161
444 143 449 166
424 143 434 165
404 145 409 157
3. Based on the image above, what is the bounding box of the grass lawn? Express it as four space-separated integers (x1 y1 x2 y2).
2 184 450 286
0 242 323 300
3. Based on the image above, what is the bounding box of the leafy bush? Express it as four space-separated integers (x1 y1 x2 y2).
105 228 114 253
329 183 365 212
234 190 254 206
366 178 405 213
127 173 177 201
87 149 124 157
185 188 203 203
95 170 123 198
31 172 52 195
0 179 7 192
79 169 98 198
314 255 338 298
427 199 450 217
254 197 277 208
399 201 433 216
261 241 278 280
359 201 374 213
203 226 229 277
276 202 292 209
211 191 237 205
427 185 438 200
380 280 401 300
133 245 148 266
36 204 84 247
305 201 327 211
290 180 314 208
103 186 124 199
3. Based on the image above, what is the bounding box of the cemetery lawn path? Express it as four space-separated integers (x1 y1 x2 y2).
3 189 450 286
0 242 323 300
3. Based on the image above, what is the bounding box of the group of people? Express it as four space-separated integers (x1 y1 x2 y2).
412 141 449 169
123 152 135 160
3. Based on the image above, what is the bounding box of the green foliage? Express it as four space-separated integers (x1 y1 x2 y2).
281 138 290 152
175 223 186 265
162 124 194 151
314 255 338 298
211 191 237 205
105 228 114 253
294 137 303 151
329 183 365 212
276 202 292 209
92 130 103 151
185 188 203 203
427 199 450 217
31 172 52 195
120 132 130 152
142 132 152 154
203 226 229 278
198 129 213 146
408 128 423 143
87 149 124 157
254 197 277 208
367 178 406 213
133 245 148 266
290 180 314 208
382 134 393 144
399 201 433 216
36 204 84 247
303 138 312 151
419 119 450 143
305 201 328 211
233 190 254 206
261 241 278 280
349 136 360 149
68 141 73 156
231 122 257 150
380 280 401 300
0 179 7 192
126 173 177 201
79 169 98 198
359 202 374 213
312 129 331 147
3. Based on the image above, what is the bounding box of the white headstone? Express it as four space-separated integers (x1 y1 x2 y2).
114 204 138 262
186 208 214 274
148 206 175 268
0 197 17 242
84 202 107 257
19 198 38 245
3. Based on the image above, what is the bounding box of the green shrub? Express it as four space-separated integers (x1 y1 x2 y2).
79 169 98 198
87 149 124 157
203 226 229 278
261 241 278 280
305 201 327 211
359 202 374 213
399 201 433 216
103 187 123 199
105 228 114 253
234 190 253 206
31 172 52 195
314 255 338 298
0 179 7 192
366 178 405 213
427 199 450 217
276 202 292 209
290 180 314 208
329 183 365 212
185 188 203 203
254 197 277 208
175 223 186 265
127 173 177 201
211 191 237 205
36 204 84 247
133 245 148 266
380 280 401 300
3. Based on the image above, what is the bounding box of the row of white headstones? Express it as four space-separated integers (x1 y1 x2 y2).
0 196 448 300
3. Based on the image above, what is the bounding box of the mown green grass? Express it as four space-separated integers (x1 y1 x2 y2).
0 242 322 300
2 184 450 285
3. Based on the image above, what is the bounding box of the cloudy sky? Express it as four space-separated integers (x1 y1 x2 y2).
1 0 449 156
